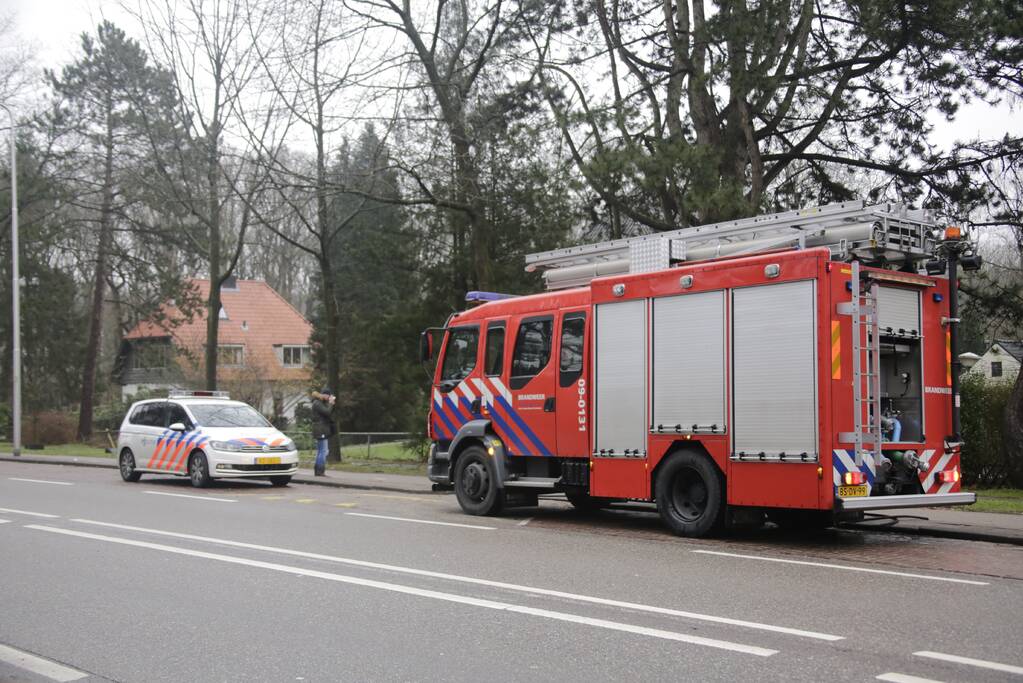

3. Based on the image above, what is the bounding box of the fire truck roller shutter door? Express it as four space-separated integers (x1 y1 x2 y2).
732 280 818 460
652 291 726 433
594 299 647 456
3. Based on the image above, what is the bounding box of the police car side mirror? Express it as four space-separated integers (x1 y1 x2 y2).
169 422 186 432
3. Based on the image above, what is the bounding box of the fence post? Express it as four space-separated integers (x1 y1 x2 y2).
367 433 372 459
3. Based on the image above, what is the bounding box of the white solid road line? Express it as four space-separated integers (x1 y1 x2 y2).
914 650 1023 675
27 524 777 657
0 643 87 682
691 550 989 586
143 491 237 503
8 478 73 486
0 507 59 518
0 519 10 524
876 673 946 683
70 518 843 642
344 512 495 530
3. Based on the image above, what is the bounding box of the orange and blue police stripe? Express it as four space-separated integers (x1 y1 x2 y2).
432 380 552 456
146 429 209 471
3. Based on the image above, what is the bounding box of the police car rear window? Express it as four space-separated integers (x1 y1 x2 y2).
189 404 271 428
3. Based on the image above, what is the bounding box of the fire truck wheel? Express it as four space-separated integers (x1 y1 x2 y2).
454 446 505 516
655 451 725 537
119 448 142 482
188 451 212 488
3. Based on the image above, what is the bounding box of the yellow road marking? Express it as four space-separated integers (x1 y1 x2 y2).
262 496 286 501
295 498 317 504
333 503 358 508
360 493 436 503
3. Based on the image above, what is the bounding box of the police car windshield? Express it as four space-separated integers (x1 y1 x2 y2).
189 403 271 428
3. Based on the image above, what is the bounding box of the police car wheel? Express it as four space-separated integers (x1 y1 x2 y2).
269 476 291 487
454 446 505 516
188 452 212 488
119 448 142 482
655 450 725 538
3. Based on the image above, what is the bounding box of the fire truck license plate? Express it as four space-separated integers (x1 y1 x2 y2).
256 456 281 465
839 485 868 497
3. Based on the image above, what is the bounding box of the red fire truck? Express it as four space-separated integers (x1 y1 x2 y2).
421 201 981 536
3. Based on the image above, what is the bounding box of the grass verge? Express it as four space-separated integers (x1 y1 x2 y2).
961 488 1023 514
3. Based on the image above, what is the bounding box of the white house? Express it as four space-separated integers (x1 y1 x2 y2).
967 340 1022 383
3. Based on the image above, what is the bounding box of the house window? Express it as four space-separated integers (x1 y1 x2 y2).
991 361 1003 378
282 345 310 368
132 342 169 369
218 344 244 367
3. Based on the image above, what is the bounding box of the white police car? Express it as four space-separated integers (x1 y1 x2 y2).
116 391 299 487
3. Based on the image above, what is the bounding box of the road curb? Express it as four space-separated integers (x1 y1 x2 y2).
0 454 440 497
845 521 1023 547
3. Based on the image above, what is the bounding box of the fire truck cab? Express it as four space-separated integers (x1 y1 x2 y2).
422 201 979 537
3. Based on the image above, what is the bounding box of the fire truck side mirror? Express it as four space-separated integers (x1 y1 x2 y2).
419 331 435 363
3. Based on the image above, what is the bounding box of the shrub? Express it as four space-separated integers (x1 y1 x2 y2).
960 373 1014 486
23 411 77 446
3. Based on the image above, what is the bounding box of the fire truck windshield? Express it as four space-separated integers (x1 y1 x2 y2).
440 327 479 381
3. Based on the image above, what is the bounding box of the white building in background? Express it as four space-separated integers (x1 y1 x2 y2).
967 340 1022 383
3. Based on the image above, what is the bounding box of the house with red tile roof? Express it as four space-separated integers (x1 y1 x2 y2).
118 277 314 422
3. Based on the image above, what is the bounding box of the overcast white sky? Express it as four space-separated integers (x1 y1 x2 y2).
7 0 1022 151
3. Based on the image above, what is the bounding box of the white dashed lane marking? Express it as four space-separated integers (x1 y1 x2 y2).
28 524 777 657
0 643 87 681
69 518 842 642
914 650 1023 675
876 673 945 683
8 477 73 486
344 512 495 530
0 507 59 518
143 491 236 503
691 550 989 586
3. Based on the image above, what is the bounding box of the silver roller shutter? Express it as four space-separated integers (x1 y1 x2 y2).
732 280 818 459
652 291 725 431
595 299 647 455
877 287 921 335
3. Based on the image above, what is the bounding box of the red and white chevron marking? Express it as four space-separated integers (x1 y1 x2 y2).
918 449 959 494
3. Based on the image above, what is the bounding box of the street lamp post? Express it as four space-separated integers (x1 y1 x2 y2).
0 103 20 457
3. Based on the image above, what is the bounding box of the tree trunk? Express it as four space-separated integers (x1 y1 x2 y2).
77 112 116 440
1004 369 1023 488
319 256 342 461
204 126 222 391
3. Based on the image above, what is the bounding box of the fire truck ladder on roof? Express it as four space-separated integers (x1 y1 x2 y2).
838 261 883 471
525 200 938 290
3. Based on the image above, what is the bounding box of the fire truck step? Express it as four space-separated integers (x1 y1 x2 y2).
504 477 559 489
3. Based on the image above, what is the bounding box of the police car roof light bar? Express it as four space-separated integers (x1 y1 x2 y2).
168 390 231 399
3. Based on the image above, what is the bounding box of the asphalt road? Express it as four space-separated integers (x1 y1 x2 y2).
1 461 1021 683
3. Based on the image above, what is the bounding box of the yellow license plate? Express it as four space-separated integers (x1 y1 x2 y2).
256 456 281 465
838 485 868 497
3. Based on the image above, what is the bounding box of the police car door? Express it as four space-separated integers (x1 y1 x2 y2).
137 402 169 470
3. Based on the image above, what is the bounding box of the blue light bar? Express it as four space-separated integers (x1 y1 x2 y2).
465 291 517 303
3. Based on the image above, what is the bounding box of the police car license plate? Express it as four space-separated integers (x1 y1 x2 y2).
838 485 868 497
256 456 281 465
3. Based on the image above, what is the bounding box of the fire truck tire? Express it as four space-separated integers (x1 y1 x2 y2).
454 446 505 516
188 451 212 488
655 451 725 537
119 448 142 482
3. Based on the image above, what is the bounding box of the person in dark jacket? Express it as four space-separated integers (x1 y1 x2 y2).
311 388 337 476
